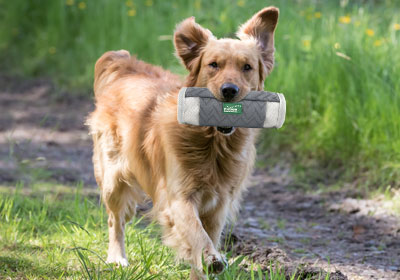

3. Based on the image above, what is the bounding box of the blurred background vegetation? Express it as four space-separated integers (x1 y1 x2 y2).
0 0 399 190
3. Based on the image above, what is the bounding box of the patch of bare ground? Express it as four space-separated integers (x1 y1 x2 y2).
0 74 95 186
227 167 400 279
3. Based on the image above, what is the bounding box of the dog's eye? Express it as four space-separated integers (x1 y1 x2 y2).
243 64 252 71
209 62 218 68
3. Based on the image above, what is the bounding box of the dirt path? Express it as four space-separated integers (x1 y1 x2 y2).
1 75 399 280
0 74 94 186
231 172 400 279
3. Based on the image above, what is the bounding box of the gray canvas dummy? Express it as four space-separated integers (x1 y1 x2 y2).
177 87 286 128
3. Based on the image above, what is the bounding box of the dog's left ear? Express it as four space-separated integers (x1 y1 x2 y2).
174 17 213 70
237 7 279 76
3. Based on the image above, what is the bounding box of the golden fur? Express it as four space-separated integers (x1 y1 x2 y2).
87 7 279 279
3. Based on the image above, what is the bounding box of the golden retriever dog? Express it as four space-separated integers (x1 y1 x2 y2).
87 6 278 279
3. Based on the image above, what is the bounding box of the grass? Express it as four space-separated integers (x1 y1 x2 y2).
0 182 187 279
0 182 330 280
1 0 399 189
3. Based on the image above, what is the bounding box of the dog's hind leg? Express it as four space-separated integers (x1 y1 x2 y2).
102 169 138 267
92 131 142 266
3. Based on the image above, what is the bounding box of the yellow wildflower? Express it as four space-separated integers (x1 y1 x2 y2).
314 12 321 18
302 39 311 48
66 0 74 6
394 23 400 31
365 29 374 36
373 39 383 47
49 47 57 55
145 0 153 7
334 42 341 49
339 16 351 24
127 9 136 16
78 2 86 9
125 0 133 7
237 0 245 7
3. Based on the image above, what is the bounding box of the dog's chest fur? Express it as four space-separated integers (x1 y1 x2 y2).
168 125 255 211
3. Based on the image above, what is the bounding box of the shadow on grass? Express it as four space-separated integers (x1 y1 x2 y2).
0 255 69 279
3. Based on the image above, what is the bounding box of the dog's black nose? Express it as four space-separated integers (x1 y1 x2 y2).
221 83 239 101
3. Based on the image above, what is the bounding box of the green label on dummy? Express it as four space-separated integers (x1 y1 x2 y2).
222 103 242 114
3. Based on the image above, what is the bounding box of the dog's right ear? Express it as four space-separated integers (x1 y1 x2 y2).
174 17 212 70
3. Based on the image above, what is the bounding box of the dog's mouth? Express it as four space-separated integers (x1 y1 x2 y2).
216 126 236 135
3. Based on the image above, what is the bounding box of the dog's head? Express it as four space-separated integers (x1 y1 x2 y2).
174 7 279 135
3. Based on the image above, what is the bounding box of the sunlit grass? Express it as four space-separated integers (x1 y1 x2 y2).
0 0 399 189
0 183 186 279
0 183 327 280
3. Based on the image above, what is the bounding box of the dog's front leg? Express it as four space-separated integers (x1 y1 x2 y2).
160 198 226 277
201 201 229 248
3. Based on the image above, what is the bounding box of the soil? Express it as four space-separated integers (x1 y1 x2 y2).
1 74 399 280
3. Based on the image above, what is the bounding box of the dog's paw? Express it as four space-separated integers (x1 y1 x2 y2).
106 255 129 267
205 253 227 275
209 259 226 274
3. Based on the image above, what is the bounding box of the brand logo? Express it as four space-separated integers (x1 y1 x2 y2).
223 103 242 114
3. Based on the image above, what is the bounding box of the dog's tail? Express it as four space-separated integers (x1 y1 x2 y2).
93 50 132 97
